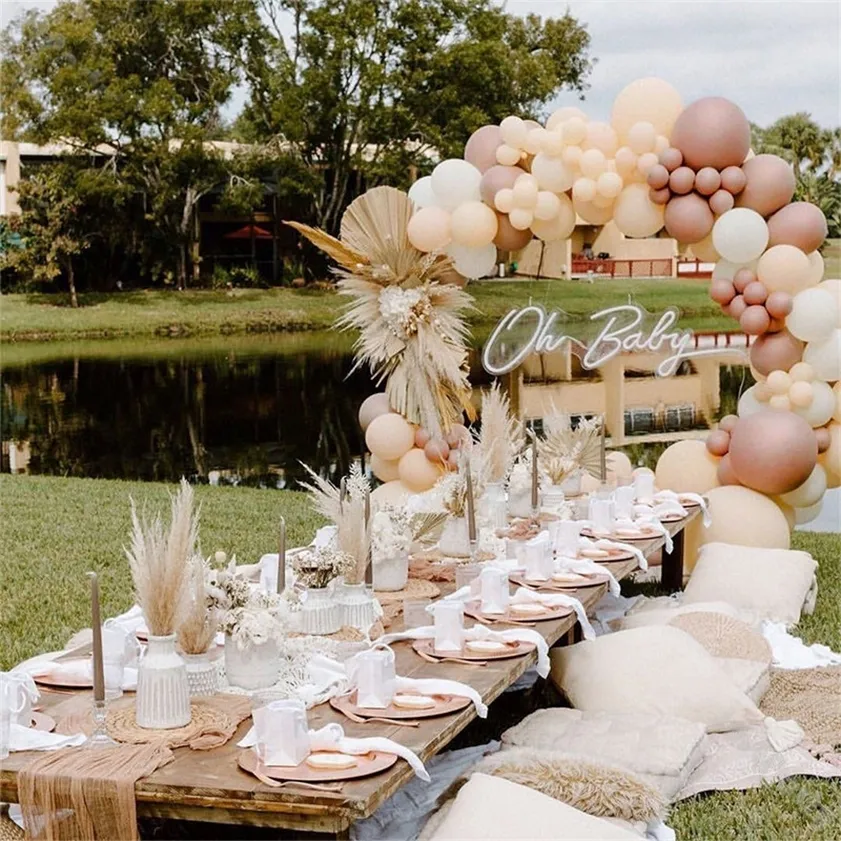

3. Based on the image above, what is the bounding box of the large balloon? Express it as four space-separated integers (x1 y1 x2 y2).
407 206 452 252
531 194 575 241
408 176 438 208
447 242 497 279
787 287 838 343
530 153 576 193
398 448 443 492
767 202 829 253
701 486 791 549
669 97 751 170
574 197 615 225
735 154 796 217
613 183 665 237
371 479 413 507
728 411 818 494
803 329 841 382
610 77 683 145
749 329 805 376
479 165 523 206
358 393 391 431
371 453 400 483
756 244 812 295
494 212 533 251
737 384 767 417
655 439 721 494
450 201 498 247
430 159 482 210
464 125 503 173
365 413 416 462
664 193 715 243
712 208 768 264
780 464 827 509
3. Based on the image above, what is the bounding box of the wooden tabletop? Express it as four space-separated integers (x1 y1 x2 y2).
0 510 698 834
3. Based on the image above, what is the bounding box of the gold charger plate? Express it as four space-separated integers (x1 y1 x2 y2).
413 638 535 662
464 599 572 624
331 690 470 721
510 571 610 591
580 525 660 542
577 547 636 563
239 748 397 783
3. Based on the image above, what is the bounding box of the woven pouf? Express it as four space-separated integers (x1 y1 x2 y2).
760 666 841 746
669 612 772 664
0 808 24 841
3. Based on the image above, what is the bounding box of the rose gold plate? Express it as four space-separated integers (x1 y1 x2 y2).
331 691 470 721
30 712 56 732
464 599 571 624
413 637 535 661
578 547 635 563
33 663 92 690
678 496 702 508
238 748 397 783
510 571 610 591
658 512 687 523
581 526 660 542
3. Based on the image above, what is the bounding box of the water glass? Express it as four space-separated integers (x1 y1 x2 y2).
634 469 656 502
253 699 310 767
589 498 615 535
480 566 510 615
613 485 636 521
354 648 396 709
433 601 464 653
455 563 481 591
574 496 591 521
554 520 582 558
403 597 432 629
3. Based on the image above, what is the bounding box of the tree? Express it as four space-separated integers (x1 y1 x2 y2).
238 0 593 233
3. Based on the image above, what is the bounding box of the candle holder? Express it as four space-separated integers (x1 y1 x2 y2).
86 698 117 748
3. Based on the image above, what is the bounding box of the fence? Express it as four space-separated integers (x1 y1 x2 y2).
677 258 714 279
570 258 674 278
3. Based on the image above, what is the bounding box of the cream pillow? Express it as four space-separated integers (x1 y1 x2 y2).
550 626 764 733
429 773 640 840
620 599 748 630
684 543 817 626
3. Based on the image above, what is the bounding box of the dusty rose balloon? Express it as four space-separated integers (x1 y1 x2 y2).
733 268 756 293
464 125 503 174
646 164 670 190
717 453 741 486
445 423 470 448
766 291 794 319
816 427 831 453
694 167 722 196
750 329 806 375
719 166 747 195
664 193 715 242
767 317 786 333
735 154 795 216
669 166 696 195
728 294 747 319
706 429 731 456
708 190 735 216
767 202 829 253
710 279 736 305
359 393 391 432
659 147 683 172
414 427 431 448
479 165 524 206
670 97 751 170
494 212 533 251
649 187 671 205
719 414 740 433
424 437 450 463
728 411 818 494
740 305 771 336
743 281 768 305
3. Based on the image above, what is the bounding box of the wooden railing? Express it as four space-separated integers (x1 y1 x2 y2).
676 258 714 279
571 258 674 278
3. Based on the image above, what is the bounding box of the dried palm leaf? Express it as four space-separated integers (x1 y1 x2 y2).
409 511 448 543
476 383 523 484
284 221 369 270
539 410 603 481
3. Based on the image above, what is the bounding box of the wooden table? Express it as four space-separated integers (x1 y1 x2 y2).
1 510 698 836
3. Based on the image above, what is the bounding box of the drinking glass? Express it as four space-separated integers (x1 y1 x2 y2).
455 563 481 591
403 597 432 629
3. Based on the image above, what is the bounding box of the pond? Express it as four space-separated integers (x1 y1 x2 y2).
1 331 751 489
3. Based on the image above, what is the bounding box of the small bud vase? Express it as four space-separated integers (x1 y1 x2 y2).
372 550 409 592
479 482 507 529
182 652 219 698
438 517 471 558
337 581 376 630
300 587 341 635
136 634 191 729
541 485 566 515
224 635 280 690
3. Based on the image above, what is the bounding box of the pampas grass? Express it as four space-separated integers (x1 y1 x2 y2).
477 383 523 484
177 554 217 655
539 410 603 482
125 478 197 637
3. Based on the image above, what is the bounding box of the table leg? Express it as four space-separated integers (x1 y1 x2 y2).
661 529 685 593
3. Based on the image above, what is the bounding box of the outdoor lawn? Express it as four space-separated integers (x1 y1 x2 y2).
1 474 839 840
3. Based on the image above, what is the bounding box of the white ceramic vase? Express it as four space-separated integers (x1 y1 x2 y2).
479 482 507 528
373 550 409 591
337 582 376 630
224 635 280 690
136 634 191 729
300 587 341 635
541 484 566 514
560 470 583 496
182 652 219 698
438 517 471 558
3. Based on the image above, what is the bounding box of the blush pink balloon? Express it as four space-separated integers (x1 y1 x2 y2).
728 294 747 319
743 281 768 305
765 290 794 318
719 414 740 433
646 164 670 190
464 125 503 174
816 427 831 454
728 411 817 494
480 165 524 206
669 166 696 195
659 147 684 172
717 453 741 486
649 187 671 205
735 154 795 216
706 429 731 456
424 437 450 463
664 193 714 242
358 393 392 431
749 329 805 375
446 450 460 469
708 189 735 216
719 166 748 195
694 167 722 196
670 97 751 170
740 305 771 336
494 211 533 251
414 427 432 448
733 268 756 293
710 279 737 305
766 202 829 253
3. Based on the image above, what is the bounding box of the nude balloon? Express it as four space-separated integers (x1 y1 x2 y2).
659 147 683 172
728 411 818 494
716 453 741 486
371 453 400 483
728 295 747 320
407 206 452 252
494 212 533 251
710 279 736 305
398 448 443 492
359 393 392 431
765 291 794 319
767 202 829 253
423 437 450 463
706 429 731 456
669 166 696 195
756 244 812 295
719 166 747 195
749 329 805 376
719 414 740 432
735 154 796 217
694 167 722 196
670 97 751 170
740 305 771 336
365 413 416 461
464 125 503 174
664 193 714 242
708 190 735 217
646 164 670 190
733 268 756 293
479 165 523 207
743 281 768 305
613 183 665 238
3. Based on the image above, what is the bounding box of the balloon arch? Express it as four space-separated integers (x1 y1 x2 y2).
358 77 839 541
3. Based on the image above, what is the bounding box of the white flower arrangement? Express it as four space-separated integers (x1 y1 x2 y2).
371 507 412 561
508 449 537 496
291 546 355 589
378 285 433 339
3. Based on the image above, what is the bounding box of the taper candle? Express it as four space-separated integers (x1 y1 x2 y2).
529 428 539 512
364 485 373 585
339 476 347 513
278 515 286 594
87 572 105 702
600 416 607 483
465 456 477 543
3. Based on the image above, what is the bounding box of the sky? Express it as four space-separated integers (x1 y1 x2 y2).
3 0 839 128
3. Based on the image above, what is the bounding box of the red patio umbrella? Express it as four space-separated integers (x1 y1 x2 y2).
224 224 273 239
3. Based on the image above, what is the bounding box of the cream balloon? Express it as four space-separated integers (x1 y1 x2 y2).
398 447 443 492
512 175 540 208
794 499 823 524
712 259 755 281
572 177 597 203
636 152 659 176
786 287 838 343
756 245 812 295
371 453 400 483
371 479 413 507
585 121 619 156
540 129 565 157
737 385 767 417
450 201 498 247
819 422 841 487
524 127 547 156
806 251 825 285
531 194 575 241
596 171 623 199
407 206 452 252
447 242 497 279
605 450 634 483
499 116 528 148
610 77 683 145
627 121 657 155
562 145 583 169
712 208 769 264
530 153 576 193
533 191 562 221
780 464 827 509
613 183 665 238
690 233 720 262
804 329 841 382
430 159 482 210
496 144 522 167
508 207 534 231
700 485 791 549
818 278 841 308
574 197 615 225
408 176 438 208
655 439 721 495
494 188 515 214
546 106 588 131
834 382 841 423
614 146 637 177
794 380 836 427
365 413 416 462
579 148 607 179
563 117 588 145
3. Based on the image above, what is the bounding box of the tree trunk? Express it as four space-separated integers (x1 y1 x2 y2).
176 244 187 291
67 260 79 308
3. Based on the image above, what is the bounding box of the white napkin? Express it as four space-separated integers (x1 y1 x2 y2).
553 556 621 597
508 588 595 640
634 500 688 522
380 625 550 678
238 722 430 781
655 489 711 527
581 536 648 572
16 656 137 691
6 722 87 752
611 515 673 554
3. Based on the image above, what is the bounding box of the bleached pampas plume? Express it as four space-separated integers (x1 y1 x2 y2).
177 554 217 655
476 382 523 484
125 478 197 637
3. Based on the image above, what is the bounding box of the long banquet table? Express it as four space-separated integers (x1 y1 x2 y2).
0 509 699 837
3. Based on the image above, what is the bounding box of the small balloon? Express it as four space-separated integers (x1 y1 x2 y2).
816 427 831 453
733 268 756 293
719 414 739 432
646 164 670 190
669 166 696 195
694 167 722 196
445 423 470 448
740 305 771 336
649 187 671 205
414 427 431 448
423 438 450 463
659 147 683 172
664 193 714 242
717 453 741 486
743 281 768 306
708 190 735 216
728 294 747 319
765 291 794 319
710 279 737 305
750 329 805 375
706 429 731 456
719 166 748 196
359 393 392 431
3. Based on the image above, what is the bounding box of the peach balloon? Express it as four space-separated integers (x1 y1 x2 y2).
531 196 576 241
654 439 721 495
573 197 615 225
717 453 741 486
610 77 683 144
806 251 825 285
534 191 562 221
605 450 634 482
701 486 791 549
670 97 751 170
740 305 771 336
765 291 794 319
585 121 619 156
728 411 817 494
450 201 497 247
399 448 443 492
613 183 665 238
689 233 720 262
407 206 452 252
818 422 841 488
646 164 670 190
494 212 533 251
365 413 416 462
659 147 683 172
735 154 796 216
597 171 624 199
423 437 450 463
728 295 747 319
664 193 714 243
719 414 740 432
371 453 400 483
835 382 841 423
719 166 747 195
669 166 695 195
479 165 523 206
706 429 731 457
708 190 735 216
464 125 503 173
359 393 392 431
767 202 829 253
816 427 831 453
371 479 413 507
756 244 812 295
694 167 722 196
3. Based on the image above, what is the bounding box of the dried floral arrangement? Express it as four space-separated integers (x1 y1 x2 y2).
538 412 603 484
291 547 355 590
476 382 524 484
125 478 197 637
299 462 371 584
371 506 448 560
177 554 218 656
508 447 537 496
286 187 475 437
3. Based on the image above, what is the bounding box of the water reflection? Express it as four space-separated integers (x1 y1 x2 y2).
1 332 753 486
